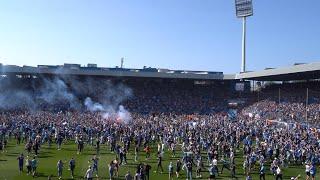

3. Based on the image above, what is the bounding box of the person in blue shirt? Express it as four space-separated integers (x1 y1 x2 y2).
31 156 38 178
310 164 316 180
90 155 99 178
17 153 24 174
69 157 76 179
208 164 216 180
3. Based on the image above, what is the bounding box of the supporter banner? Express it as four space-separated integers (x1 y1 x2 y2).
266 119 288 127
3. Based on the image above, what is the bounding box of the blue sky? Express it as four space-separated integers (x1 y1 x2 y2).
0 0 319 73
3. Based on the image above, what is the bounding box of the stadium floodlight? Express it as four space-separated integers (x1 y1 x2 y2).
235 0 253 73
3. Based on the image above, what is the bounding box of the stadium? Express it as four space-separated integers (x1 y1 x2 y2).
1 1 320 180
1 61 320 179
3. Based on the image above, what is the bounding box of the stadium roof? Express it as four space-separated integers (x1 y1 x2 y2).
236 62 320 81
2 61 320 81
0 63 225 80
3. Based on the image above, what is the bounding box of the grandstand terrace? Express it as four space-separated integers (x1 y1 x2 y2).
0 63 224 80
236 62 320 81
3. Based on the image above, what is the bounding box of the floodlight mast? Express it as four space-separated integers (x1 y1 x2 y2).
242 17 246 73
235 0 253 73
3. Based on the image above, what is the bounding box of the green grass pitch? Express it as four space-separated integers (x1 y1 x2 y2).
0 140 306 179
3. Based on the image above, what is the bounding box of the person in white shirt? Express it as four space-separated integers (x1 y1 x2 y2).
168 162 174 180
305 162 311 179
290 174 300 180
276 166 282 180
212 157 219 175
84 166 93 180
125 171 133 180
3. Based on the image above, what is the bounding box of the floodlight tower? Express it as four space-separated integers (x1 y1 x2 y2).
235 0 253 73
